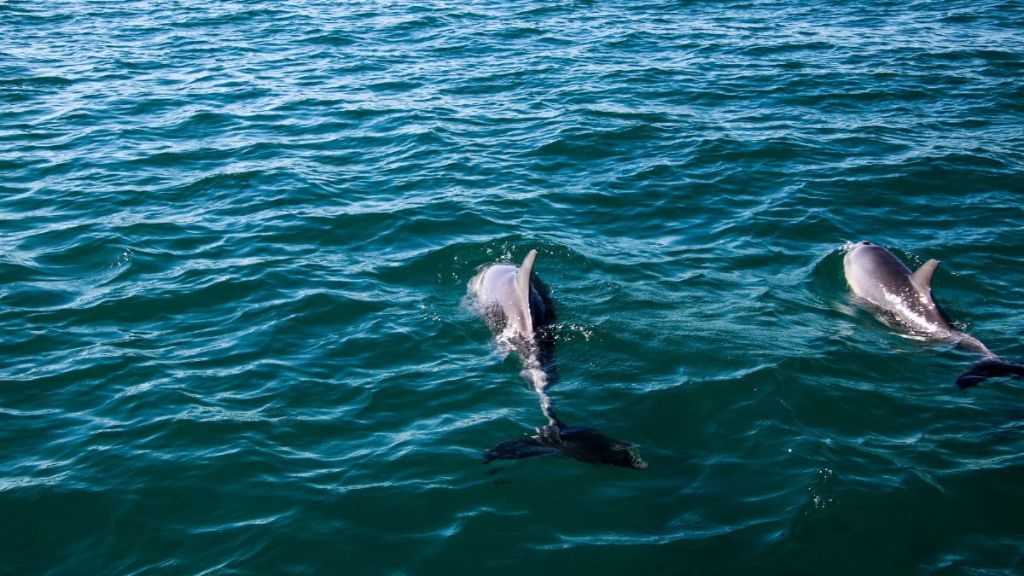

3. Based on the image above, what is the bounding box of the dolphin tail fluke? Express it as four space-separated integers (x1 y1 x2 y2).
483 436 560 463
555 425 648 469
484 425 647 469
956 357 1024 389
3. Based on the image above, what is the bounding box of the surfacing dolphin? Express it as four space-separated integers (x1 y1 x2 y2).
467 249 647 469
843 240 1024 389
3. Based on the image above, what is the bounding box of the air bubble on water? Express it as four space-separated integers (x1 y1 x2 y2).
808 466 836 510
419 303 442 322
555 322 594 342
110 247 133 269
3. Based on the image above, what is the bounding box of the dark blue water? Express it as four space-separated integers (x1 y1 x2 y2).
2 1 1023 574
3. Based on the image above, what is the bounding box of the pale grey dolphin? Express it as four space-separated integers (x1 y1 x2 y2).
468 249 647 469
843 240 1024 389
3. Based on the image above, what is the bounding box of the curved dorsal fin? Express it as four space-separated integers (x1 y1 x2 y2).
512 249 537 335
516 249 537 299
911 259 939 293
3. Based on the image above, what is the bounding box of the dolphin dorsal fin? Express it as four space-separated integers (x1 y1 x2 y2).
516 249 537 299
513 249 537 335
911 259 939 293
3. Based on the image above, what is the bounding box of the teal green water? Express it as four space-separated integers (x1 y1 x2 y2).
3 1 1023 574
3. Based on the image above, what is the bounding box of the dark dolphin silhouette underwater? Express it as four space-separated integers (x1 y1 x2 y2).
468 249 647 469
843 240 1024 389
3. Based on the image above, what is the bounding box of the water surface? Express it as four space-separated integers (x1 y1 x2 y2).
2 1 1023 574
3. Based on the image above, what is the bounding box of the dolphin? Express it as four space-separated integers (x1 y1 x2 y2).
468 249 647 469
843 240 1024 389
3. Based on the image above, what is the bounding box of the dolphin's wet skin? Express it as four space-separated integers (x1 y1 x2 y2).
843 240 1024 389
467 249 647 469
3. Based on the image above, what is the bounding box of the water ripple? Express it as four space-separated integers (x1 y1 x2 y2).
2 0 1024 574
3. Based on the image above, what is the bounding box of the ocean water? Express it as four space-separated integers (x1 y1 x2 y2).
2 0 1023 574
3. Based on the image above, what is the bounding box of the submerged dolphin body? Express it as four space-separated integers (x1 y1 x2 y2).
468 249 646 469
843 240 1024 389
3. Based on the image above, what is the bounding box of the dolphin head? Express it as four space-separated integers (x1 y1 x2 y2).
843 240 910 300
843 240 882 273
